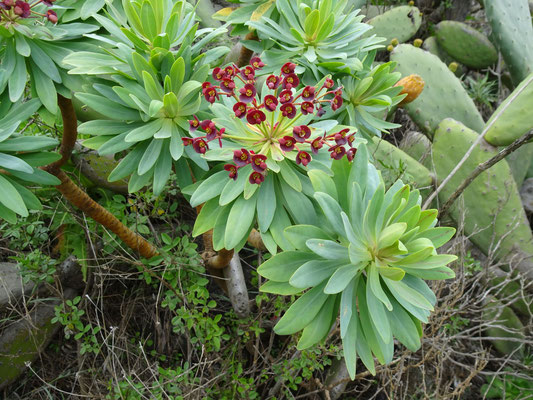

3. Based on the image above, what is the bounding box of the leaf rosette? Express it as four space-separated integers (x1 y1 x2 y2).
257 144 457 379
245 0 383 81
0 0 99 113
0 97 61 222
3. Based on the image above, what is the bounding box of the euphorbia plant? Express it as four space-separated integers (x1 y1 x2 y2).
257 144 457 378
187 59 365 253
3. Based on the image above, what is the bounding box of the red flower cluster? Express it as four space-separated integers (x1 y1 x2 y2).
0 0 57 22
185 58 355 185
202 59 342 125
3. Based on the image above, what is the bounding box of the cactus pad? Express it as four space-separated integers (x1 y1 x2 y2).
366 6 422 44
485 74 533 146
391 44 484 137
432 118 533 261
435 21 497 69
485 0 533 86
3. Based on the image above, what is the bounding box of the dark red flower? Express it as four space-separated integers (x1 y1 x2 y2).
201 120 217 140
182 137 194 146
192 138 208 154
347 147 357 162
203 87 219 104
302 86 316 101
233 149 251 167
246 109 266 125
324 78 335 89
202 82 212 89
281 62 296 76
233 102 247 118
264 95 278 111
301 101 314 115
251 154 267 173
14 1 30 17
241 66 255 81
334 128 350 145
335 88 343 96
43 0 56 6
212 67 226 81
296 151 311 167
3 0 14 6
239 83 256 103
331 95 343 111
0 2 11 10
46 9 57 23
250 57 265 70
280 103 296 119
279 89 293 104
224 164 238 180
220 78 235 93
292 125 311 143
189 115 200 131
329 145 346 160
225 65 237 77
283 73 299 90
266 75 281 90
249 171 265 185
279 136 295 152
311 137 323 154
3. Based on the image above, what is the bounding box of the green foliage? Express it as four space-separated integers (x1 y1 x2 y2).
463 73 498 111
482 372 533 400
12 249 57 286
334 60 404 138
0 98 60 222
246 0 382 81
52 296 102 355
258 144 457 379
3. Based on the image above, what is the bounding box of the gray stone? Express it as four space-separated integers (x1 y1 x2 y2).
0 263 35 307
0 288 76 389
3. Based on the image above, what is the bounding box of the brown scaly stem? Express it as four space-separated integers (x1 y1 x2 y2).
51 169 158 259
195 205 234 270
43 96 158 259
47 94 79 172
237 31 258 67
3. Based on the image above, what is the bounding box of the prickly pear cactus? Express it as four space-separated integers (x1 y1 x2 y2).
399 130 432 168
365 6 422 45
391 45 484 137
485 0 533 86
367 136 433 193
422 36 465 76
432 118 533 265
485 74 533 146
435 21 498 69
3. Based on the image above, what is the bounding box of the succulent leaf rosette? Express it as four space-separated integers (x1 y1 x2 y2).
0 0 99 113
214 0 278 36
244 0 383 81
257 145 457 379
73 50 210 195
0 96 61 222
187 59 365 253
332 60 407 139
63 0 229 77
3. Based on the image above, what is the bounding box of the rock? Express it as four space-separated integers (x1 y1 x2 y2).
520 178 533 214
0 263 35 307
324 358 350 400
0 288 76 389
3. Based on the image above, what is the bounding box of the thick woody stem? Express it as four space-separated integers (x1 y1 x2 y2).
51 170 158 259
43 96 158 259
47 95 78 173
